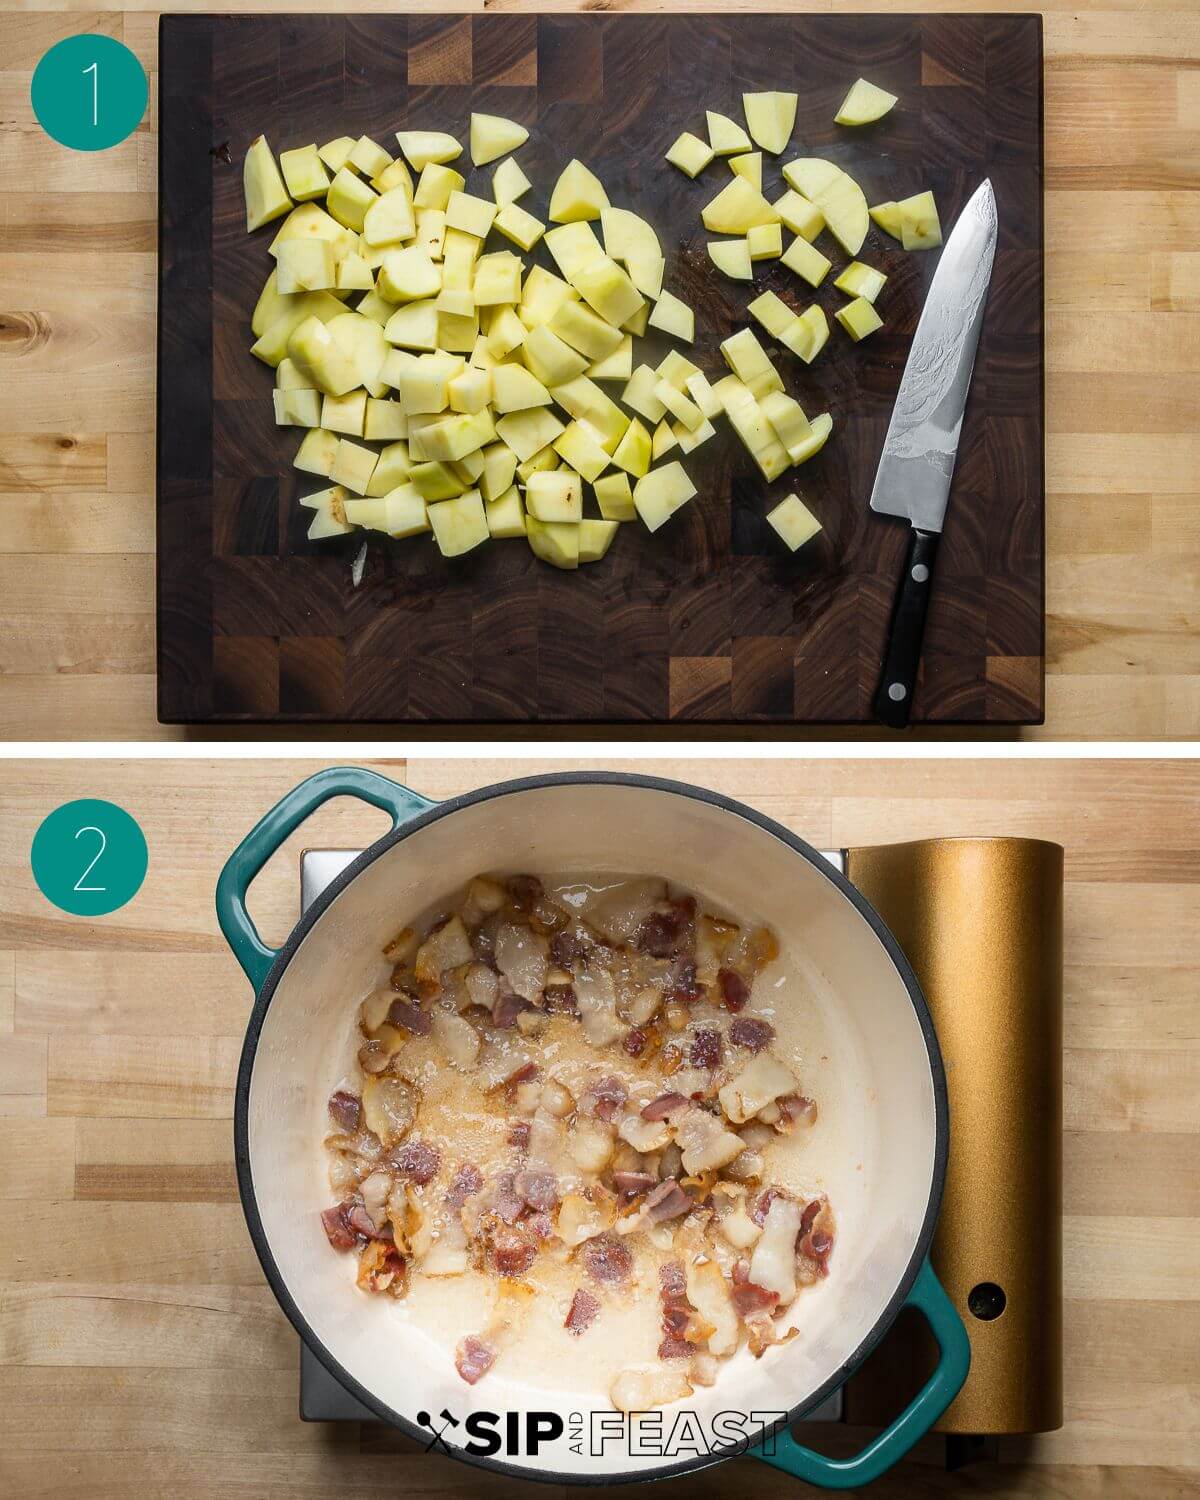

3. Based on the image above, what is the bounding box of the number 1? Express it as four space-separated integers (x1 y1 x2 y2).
83 61 98 127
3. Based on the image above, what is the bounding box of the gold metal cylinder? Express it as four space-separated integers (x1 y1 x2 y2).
844 837 1063 1435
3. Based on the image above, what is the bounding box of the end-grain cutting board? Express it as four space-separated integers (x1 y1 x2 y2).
157 12 1044 726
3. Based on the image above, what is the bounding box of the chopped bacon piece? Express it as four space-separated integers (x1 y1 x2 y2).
798 1199 836 1275
641 1091 688 1121
658 1335 693 1360
386 998 431 1035
799 1198 822 1236
391 1138 440 1185
582 1233 633 1285
515 1167 559 1212
526 1210 555 1241
493 988 530 1029
550 930 591 966
321 1203 358 1250
494 1172 526 1224
665 956 702 1003
623 1027 648 1057
491 1224 537 1276
542 982 578 1013
506 875 543 911
644 1179 691 1224
779 1094 818 1127
327 1090 362 1132
613 1170 657 1200
507 1119 531 1150
729 1016 775 1051
659 1261 687 1299
455 1335 496 1385
345 1202 386 1240
751 1186 784 1227
357 1238 406 1294
690 1028 722 1069
565 1287 599 1336
732 1279 780 1317
657 1257 699 1358
585 1075 627 1123
717 968 751 1012
446 1162 483 1209
636 898 696 959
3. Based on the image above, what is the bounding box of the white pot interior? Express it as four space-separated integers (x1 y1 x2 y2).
244 782 939 1479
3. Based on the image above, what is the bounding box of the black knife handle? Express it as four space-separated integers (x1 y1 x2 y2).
873 528 940 729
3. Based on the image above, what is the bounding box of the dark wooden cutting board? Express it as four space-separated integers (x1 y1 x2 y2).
157 12 1043 726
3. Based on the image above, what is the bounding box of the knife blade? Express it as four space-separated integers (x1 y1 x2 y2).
870 179 998 728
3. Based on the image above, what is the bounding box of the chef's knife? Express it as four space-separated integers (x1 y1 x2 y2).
870 179 998 728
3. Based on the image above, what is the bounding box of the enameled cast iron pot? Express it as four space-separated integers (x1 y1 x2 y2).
219 768 969 1488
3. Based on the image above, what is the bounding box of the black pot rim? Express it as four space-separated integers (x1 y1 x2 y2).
233 770 950 1488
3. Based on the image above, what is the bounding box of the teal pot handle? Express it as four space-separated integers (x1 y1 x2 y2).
752 1258 970 1489
216 766 436 993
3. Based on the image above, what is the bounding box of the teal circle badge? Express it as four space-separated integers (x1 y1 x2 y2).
31 35 148 152
31 799 149 917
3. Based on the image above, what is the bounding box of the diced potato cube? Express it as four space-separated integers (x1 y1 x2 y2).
516 447 559 484
326 168 377 232
835 295 884 341
743 91 798 154
579 518 619 563
708 238 752 280
548 159 609 223
706 109 752 155
395 131 463 171
451 449 485 485
357 289 399 327
318 137 356 173
384 299 439 351
484 483 526 538
335 253 375 292
779 304 829 365
834 261 887 302
279 144 330 203
491 362 552 412
321 389 367 436
427 489 489 556
657 349 700 390
544 222 604 280
417 409 496 463
415 207 446 259
720 328 784 397
493 156 532 206
493 201 544 252
329 439 379 495
646 290 694 343
651 419 677 460
788 411 833 466
244 135 292 233
835 78 898 127
371 159 414 197
747 222 782 260
685 371 722 420
364 399 408 442
869 200 904 239
448 366 491 414
495 407 565 464
413 162 466 212
276 238 336 294
479 442 518 502
365 439 412 497
550 377 629 451
781 235 831 287
526 469 583 523
272 388 321 427
611 418 651 479
766 493 822 551
378 246 441 304
470 112 529 168
898 190 942 250
287 315 359 394
410 461 464 501
382 484 430 538
549 300 623 361
525 515 579 569
523 325 589 387
702 176 779 235
759 390 812 455
305 484 353 539
348 135 392 178
774 190 825 241
553 421 610 483
588 334 633 381
666 131 714 178
473 250 523 305
394 354 453 414
343 496 389 530
295 427 340 477
594 470 636 521
445 190 497 239
729 151 762 190
782 158 869 256
621 365 668 424
485 306 526 361
633 461 697 532
674 415 716 454
363 186 416 247
571 257 644 329
654 378 704 432
520 265 576 328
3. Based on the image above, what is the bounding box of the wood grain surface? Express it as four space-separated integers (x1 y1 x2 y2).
1 755 1197 1498
158 11 1043 727
1 5 1197 739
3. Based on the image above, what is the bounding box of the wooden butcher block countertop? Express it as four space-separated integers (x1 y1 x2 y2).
0 1 1198 740
1 756 1197 1497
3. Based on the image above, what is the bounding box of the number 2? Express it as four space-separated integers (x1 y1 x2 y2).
73 825 107 892
83 60 98 127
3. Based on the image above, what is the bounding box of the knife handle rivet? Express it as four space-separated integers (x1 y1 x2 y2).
911 563 930 583
887 683 907 702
